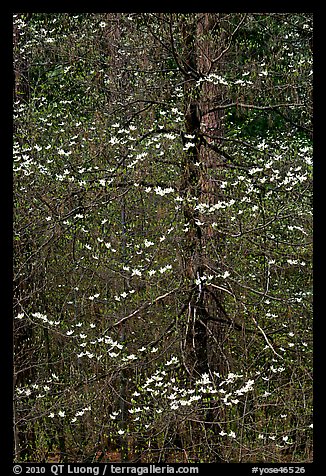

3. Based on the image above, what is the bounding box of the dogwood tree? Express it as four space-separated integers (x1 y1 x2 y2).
13 12 312 463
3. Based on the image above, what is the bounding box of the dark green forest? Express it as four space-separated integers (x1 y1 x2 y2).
13 12 313 463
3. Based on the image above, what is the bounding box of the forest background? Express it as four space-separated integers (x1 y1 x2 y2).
13 12 313 464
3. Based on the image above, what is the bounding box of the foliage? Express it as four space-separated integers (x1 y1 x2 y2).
13 12 312 463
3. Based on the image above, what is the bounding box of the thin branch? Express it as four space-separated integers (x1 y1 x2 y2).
209 14 248 70
168 15 189 79
103 287 180 333
229 278 287 302
204 102 303 115
251 317 284 360
208 282 235 298
273 107 313 137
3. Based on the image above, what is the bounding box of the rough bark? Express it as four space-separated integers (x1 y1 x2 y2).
181 13 227 381
179 14 228 460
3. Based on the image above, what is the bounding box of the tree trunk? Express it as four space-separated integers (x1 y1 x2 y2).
180 14 227 461
181 13 227 381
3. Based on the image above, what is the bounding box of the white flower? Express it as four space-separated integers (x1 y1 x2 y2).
154 186 174 196
32 312 48 322
195 219 204 226
183 142 196 151
49 413 55 418
99 22 107 28
236 379 254 395
166 356 178 366
58 411 65 417
117 429 125 435
168 392 177 401
229 431 236 438
159 264 172 274
287 259 298 265
132 268 142 277
198 373 211 385
58 149 71 156
190 395 201 402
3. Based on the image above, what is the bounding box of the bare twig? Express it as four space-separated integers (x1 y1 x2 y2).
103 287 180 333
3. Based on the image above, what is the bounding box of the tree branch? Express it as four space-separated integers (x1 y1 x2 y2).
103 287 180 333
209 14 248 71
204 102 303 115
